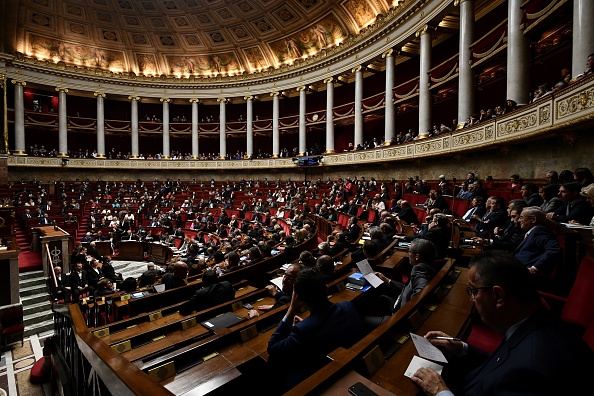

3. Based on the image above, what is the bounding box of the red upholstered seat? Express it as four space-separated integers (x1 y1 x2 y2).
30 357 50 384
1 307 25 348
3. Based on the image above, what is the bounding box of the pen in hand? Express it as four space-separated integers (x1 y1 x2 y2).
433 336 461 341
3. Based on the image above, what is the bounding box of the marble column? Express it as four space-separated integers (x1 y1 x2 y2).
353 66 364 146
417 25 433 139
218 98 227 159
324 77 335 153
297 86 307 156
94 92 106 158
383 50 395 145
129 96 140 159
55 88 69 157
271 92 280 158
572 0 594 79
11 80 26 155
161 98 171 159
507 0 530 105
457 0 475 127
189 99 200 159
245 96 254 158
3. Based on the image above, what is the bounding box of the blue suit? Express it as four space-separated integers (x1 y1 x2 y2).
267 301 364 391
446 308 594 396
513 225 562 275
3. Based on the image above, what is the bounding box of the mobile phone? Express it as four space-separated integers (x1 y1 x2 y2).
243 303 254 310
348 382 378 396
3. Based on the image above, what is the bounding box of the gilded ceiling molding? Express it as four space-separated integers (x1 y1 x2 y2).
0 0 441 94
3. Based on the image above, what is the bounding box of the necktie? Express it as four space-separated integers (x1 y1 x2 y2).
566 203 572 216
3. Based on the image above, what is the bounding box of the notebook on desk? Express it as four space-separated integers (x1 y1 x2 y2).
153 283 166 293
200 311 246 330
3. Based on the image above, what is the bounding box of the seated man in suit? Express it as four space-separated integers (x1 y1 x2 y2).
50 266 70 303
547 181 593 225
461 196 486 223
412 251 594 396
363 239 438 329
86 259 104 290
474 196 507 238
69 262 93 303
267 267 365 393
160 262 188 290
514 206 562 278
258 263 301 311
394 214 450 259
396 200 419 225
178 269 235 315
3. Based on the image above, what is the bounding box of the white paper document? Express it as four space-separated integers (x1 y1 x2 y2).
270 276 283 290
356 259 384 288
404 355 444 378
410 333 448 363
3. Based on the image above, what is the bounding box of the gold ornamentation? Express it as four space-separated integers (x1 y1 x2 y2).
128 96 141 101
188 99 200 104
160 98 171 103
11 80 26 86
94 92 106 98
497 112 537 136
539 105 550 124
55 87 68 93
452 129 485 147
556 88 594 120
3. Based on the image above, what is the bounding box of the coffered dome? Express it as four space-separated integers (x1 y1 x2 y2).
5 0 396 77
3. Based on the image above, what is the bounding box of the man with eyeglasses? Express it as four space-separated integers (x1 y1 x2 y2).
547 181 593 225
411 251 593 396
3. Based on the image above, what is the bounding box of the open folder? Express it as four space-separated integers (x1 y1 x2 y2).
355 259 384 288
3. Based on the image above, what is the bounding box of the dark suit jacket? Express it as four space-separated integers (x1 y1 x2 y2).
385 261 437 312
513 225 562 275
179 281 235 315
552 197 593 225
404 226 451 259
86 267 103 289
267 301 365 391
344 223 362 243
397 206 419 225
450 308 594 396
475 209 507 238
68 270 89 288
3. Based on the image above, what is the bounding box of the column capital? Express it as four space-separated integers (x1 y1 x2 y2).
128 95 141 101
296 85 307 92
188 98 201 104
244 95 254 101
351 65 363 73
55 87 69 93
454 0 472 6
217 98 228 103
11 80 26 86
415 24 436 37
94 92 106 98
323 77 334 84
270 91 280 97
160 98 171 103
382 48 394 58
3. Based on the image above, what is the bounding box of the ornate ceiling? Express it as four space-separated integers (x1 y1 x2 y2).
5 0 398 77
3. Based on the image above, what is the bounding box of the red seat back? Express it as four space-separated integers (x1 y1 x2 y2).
561 253 594 328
